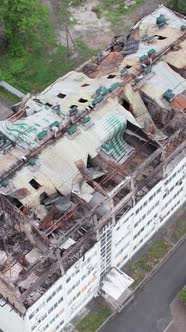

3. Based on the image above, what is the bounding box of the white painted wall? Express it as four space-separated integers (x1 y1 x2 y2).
24 242 100 332
113 156 186 268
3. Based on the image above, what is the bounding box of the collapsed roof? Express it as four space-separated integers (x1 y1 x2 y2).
0 4 185 315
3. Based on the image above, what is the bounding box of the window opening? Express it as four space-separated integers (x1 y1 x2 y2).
78 98 88 103
57 93 66 99
29 178 41 189
154 35 167 40
81 83 90 87
107 74 116 79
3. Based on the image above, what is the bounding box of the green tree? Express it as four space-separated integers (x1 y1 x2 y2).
179 287 186 303
0 0 55 55
168 0 186 14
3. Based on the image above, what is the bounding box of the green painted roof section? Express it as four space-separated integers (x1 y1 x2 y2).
140 55 148 62
96 87 102 95
67 124 77 135
163 89 175 102
120 67 127 74
1 179 9 187
3 141 12 149
109 82 121 92
49 121 59 128
148 48 156 56
141 33 148 41
92 95 104 105
101 115 128 162
28 158 36 166
82 116 91 124
181 25 186 31
147 36 154 43
37 130 48 140
0 105 64 146
101 88 109 96
144 65 152 74
158 21 166 27
156 15 167 25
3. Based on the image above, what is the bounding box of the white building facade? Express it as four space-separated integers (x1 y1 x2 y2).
0 155 185 332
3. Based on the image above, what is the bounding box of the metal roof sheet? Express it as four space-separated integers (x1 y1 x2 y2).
1 102 138 206
141 61 186 108
126 5 186 60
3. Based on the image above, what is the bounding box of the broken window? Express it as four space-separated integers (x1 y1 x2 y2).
57 93 66 99
78 98 88 103
40 192 49 204
107 74 116 79
121 98 130 111
29 178 41 189
154 35 167 40
87 154 93 168
81 83 90 87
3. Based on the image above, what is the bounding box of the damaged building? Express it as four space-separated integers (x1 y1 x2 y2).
0 5 186 332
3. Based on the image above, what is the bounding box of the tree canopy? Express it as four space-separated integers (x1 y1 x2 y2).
0 0 55 55
169 0 186 14
179 287 186 303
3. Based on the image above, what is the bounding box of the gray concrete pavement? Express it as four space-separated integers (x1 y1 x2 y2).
101 239 186 332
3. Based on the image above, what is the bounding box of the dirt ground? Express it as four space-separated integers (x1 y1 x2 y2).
44 0 167 49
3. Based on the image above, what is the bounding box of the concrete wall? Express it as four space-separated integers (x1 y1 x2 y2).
0 81 25 99
141 92 174 126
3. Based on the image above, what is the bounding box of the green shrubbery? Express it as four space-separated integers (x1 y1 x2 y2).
0 0 55 56
168 0 186 14
93 0 144 32
179 287 186 303
0 0 98 94
0 41 97 94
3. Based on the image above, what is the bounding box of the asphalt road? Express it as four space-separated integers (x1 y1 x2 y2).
101 239 186 332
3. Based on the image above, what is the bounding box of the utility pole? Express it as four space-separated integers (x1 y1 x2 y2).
65 25 76 57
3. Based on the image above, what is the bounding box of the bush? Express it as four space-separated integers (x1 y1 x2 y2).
179 287 186 303
168 0 186 14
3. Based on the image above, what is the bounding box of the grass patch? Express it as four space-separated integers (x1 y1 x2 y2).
0 41 98 94
0 86 21 104
128 240 172 288
94 0 145 32
76 305 112 332
168 0 186 15
71 0 82 6
137 239 172 271
129 269 145 288
179 286 186 303
171 218 186 242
